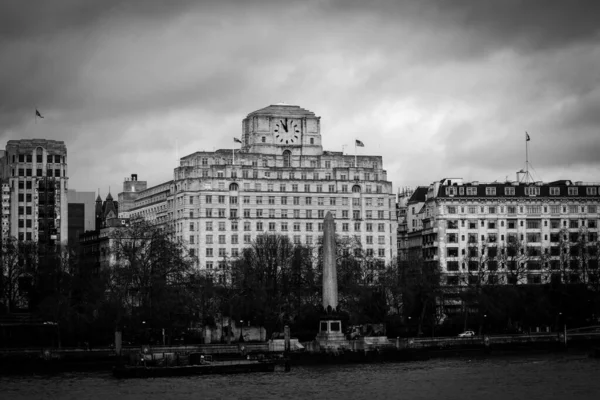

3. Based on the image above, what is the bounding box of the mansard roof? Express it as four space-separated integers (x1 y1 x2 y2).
408 186 428 203
436 181 600 199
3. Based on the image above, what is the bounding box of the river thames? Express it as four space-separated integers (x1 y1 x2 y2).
1 352 599 400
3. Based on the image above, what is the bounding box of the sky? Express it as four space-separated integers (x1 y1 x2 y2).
1 0 599 197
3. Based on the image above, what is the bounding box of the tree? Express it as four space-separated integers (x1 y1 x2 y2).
230 234 317 337
0 238 37 313
107 219 196 340
399 254 441 336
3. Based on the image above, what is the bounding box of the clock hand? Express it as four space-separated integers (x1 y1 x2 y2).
281 119 288 132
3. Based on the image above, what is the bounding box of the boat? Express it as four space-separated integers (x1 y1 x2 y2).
112 353 281 379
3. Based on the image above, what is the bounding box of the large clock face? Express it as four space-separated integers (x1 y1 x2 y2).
274 118 300 144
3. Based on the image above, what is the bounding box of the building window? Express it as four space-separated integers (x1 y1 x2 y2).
445 187 457 196
504 187 515 196
524 186 540 196
568 187 578 196
283 150 291 167
486 187 496 195
550 187 560 196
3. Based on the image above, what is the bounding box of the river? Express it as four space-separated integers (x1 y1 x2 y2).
1 352 599 400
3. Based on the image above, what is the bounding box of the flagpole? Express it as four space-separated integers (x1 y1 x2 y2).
233 146 235 166
354 140 357 168
525 132 529 184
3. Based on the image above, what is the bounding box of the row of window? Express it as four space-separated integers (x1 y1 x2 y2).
446 186 597 196
446 239 598 258
203 246 387 258
446 259 598 273
200 195 389 207
445 272 588 286
446 231 598 245
199 181 384 193
12 154 62 164
179 220 389 233
207 169 381 181
197 157 378 170
198 233 387 245
12 168 62 178
446 219 598 230
201 208 388 220
447 204 598 215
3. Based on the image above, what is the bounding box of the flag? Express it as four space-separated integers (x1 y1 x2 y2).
355 139 364 147
234 137 242 144
526 132 530 141
35 109 44 118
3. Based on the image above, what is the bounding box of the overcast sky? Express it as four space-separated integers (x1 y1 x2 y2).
1 0 599 197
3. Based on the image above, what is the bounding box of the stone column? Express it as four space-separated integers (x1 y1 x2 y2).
322 211 338 312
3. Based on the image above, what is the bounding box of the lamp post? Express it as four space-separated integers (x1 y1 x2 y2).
239 320 244 342
483 314 487 335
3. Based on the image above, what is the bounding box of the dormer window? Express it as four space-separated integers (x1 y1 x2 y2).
485 187 496 195
524 186 540 196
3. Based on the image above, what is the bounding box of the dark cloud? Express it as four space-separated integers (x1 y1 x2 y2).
0 0 198 40
1 0 599 193
326 0 600 52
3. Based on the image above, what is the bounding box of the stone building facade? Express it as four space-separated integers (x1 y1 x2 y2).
0 139 69 246
401 177 600 289
121 104 398 274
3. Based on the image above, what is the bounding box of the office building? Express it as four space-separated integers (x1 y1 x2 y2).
121 104 398 273
401 178 600 287
0 139 68 246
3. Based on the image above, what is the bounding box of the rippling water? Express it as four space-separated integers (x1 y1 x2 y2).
2 353 599 400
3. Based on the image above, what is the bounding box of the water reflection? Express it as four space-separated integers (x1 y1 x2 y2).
1 353 598 400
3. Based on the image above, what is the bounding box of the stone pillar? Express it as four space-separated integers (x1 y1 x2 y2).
322 212 338 312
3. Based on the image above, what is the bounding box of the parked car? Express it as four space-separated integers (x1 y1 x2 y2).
458 331 475 337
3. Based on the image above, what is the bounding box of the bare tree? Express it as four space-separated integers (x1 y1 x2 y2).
107 218 196 334
1 238 38 313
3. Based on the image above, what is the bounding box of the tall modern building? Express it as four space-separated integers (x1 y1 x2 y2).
67 189 96 246
400 177 600 290
120 104 398 273
0 139 68 246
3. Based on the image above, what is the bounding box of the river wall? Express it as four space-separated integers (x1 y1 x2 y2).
2 333 600 374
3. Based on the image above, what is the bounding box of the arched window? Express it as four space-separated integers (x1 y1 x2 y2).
352 184 361 193
283 150 291 168
229 182 239 191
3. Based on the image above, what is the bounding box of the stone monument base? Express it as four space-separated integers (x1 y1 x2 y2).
315 319 349 351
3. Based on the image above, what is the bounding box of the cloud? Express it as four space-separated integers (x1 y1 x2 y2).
1 0 599 194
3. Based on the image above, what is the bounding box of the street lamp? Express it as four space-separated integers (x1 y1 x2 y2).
239 320 244 342
483 314 487 335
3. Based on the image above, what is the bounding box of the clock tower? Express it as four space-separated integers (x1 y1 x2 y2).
241 103 323 156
